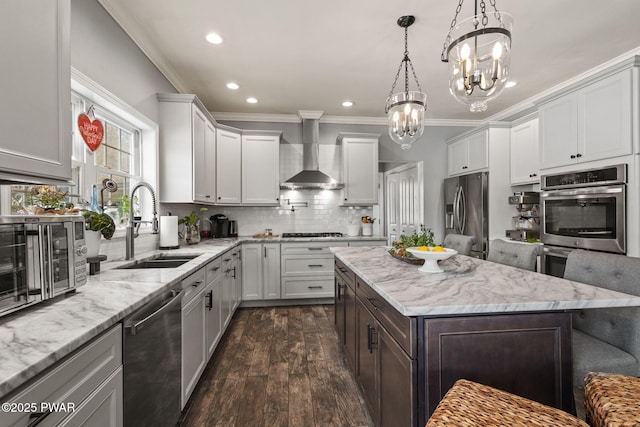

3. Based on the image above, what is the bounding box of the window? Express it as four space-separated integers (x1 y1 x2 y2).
10 92 143 229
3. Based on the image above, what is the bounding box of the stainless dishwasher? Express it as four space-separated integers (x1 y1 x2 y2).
123 287 183 427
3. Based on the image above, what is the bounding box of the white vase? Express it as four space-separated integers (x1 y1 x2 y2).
85 230 101 258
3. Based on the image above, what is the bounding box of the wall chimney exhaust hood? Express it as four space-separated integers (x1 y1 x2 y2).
281 111 343 190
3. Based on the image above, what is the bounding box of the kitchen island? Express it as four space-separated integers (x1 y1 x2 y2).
332 246 640 427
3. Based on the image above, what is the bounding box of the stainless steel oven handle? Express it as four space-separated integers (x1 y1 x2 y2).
126 289 184 336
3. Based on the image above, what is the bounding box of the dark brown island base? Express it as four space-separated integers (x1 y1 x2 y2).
332 246 640 427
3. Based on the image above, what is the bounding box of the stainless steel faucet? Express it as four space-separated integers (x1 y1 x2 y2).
126 181 159 260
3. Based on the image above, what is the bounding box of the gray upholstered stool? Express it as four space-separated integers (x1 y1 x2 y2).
487 239 541 271
426 379 587 426
564 250 640 386
443 234 476 256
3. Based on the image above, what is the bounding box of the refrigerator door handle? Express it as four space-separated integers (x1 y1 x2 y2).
453 187 460 233
459 186 467 234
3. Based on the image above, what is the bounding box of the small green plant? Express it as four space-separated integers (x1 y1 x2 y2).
30 185 68 208
82 210 116 239
389 225 435 258
178 211 200 226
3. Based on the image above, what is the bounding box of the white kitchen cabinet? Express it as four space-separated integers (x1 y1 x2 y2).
242 131 282 205
447 130 489 176
221 248 241 326
231 248 242 312
281 242 347 299
539 68 633 169
510 117 540 185
181 269 206 408
216 127 242 204
204 258 223 359
158 94 217 204
242 243 281 300
338 133 380 206
3 324 123 426
0 0 72 183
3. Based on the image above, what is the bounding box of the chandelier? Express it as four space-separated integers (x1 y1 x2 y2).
441 0 513 112
385 15 426 150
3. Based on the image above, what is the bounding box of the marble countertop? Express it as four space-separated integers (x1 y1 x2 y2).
332 246 640 317
0 234 386 398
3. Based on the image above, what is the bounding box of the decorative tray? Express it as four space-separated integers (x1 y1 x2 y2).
388 250 425 265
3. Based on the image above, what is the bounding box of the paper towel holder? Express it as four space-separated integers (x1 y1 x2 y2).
160 214 180 250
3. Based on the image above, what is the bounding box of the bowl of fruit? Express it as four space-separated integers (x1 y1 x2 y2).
406 246 457 273
389 226 437 266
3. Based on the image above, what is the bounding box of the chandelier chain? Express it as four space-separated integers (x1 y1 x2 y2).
480 0 488 26
387 20 423 101
441 0 464 61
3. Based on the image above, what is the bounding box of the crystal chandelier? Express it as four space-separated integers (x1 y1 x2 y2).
385 15 426 150
441 0 513 112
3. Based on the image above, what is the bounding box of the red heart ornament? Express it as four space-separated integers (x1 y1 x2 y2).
77 113 104 152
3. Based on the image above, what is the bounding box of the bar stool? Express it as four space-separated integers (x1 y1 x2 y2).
487 239 541 271
426 379 588 426
442 234 476 256
583 372 640 426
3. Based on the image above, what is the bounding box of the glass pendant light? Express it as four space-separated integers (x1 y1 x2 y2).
385 15 427 150
441 0 512 112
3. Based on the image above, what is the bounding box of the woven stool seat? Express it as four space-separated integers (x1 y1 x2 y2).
584 372 640 427
426 379 587 427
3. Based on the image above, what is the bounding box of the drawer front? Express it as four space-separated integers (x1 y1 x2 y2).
281 241 347 255
282 255 333 276
182 268 206 305
357 278 416 358
347 240 386 247
334 258 355 290
4 324 122 426
282 276 334 299
205 257 222 283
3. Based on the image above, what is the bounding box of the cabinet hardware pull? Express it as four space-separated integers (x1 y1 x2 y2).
308 285 323 289
308 248 323 251
264 247 267 258
576 153 582 158
308 264 323 267
206 290 213 310
337 283 346 299
462 166 468 169
570 154 576 159
28 410 52 426
223 258 231 262
371 328 378 350
367 323 372 353
338 267 348 273
210 266 220 271
192 280 204 287
367 297 381 310
232 266 236 279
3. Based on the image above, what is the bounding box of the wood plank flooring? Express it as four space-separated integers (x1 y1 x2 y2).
178 305 372 427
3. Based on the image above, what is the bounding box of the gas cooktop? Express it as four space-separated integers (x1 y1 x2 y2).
282 232 344 238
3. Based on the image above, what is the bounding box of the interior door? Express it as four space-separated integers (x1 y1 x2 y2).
385 162 424 245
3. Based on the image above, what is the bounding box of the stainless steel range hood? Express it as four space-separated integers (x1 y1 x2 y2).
281 111 343 190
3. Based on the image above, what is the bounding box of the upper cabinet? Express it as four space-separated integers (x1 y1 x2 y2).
539 68 633 169
447 129 489 176
510 117 539 185
158 94 216 204
0 0 72 183
241 131 281 206
215 127 242 204
339 133 380 206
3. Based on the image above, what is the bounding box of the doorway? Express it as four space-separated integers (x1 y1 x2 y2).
384 162 424 245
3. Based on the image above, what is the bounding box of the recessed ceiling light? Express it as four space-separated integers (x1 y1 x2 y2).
205 33 223 44
246 97 258 104
342 101 354 107
505 81 518 88
226 82 239 90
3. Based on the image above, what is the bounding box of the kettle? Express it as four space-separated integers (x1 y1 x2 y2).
228 220 238 237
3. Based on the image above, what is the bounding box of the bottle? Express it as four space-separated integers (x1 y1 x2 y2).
90 185 102 213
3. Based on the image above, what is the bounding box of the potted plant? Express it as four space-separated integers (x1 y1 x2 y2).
82 210 116 257
179 210 201 245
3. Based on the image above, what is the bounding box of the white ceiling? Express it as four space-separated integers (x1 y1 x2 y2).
99 0 640 123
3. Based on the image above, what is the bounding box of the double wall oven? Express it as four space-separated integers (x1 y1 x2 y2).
540 164 626 277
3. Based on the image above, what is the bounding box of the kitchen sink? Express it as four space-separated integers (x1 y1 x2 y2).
116 254 201 269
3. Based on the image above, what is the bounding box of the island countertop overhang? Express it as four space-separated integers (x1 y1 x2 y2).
331 246 640 317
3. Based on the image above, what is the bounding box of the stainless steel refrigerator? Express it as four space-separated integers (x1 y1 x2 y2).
444 171 489 259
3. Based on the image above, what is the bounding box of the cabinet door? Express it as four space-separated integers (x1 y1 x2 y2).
232 252 242 311
335 274 346 344
539 94 578 169
466 130 489 172
216 129 242 204
343 281 357 372
241 134 280 205
579 69 633 163
182 290 206 406
263 243 281 299
447 139 468 176
356 298 379 423
510 119 540 185
0 0 71 182
342 137 379 205
221 258 233 327
378 326 415 427
193 108 211 202
205 276 223 359
241 244 262 300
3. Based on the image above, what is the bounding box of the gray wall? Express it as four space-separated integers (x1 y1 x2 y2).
71 0 176 123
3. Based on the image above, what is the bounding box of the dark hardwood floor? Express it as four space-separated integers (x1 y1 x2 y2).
178 305 373 427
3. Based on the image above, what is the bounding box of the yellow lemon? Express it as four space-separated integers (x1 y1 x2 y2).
432 246 445 252
417 245 429 251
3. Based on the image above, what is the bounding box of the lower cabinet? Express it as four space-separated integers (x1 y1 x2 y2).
335 258 357 371
221 248 242 327
3 324 123 426
281 242 347 298
242 243 281 300
181 269 207 408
